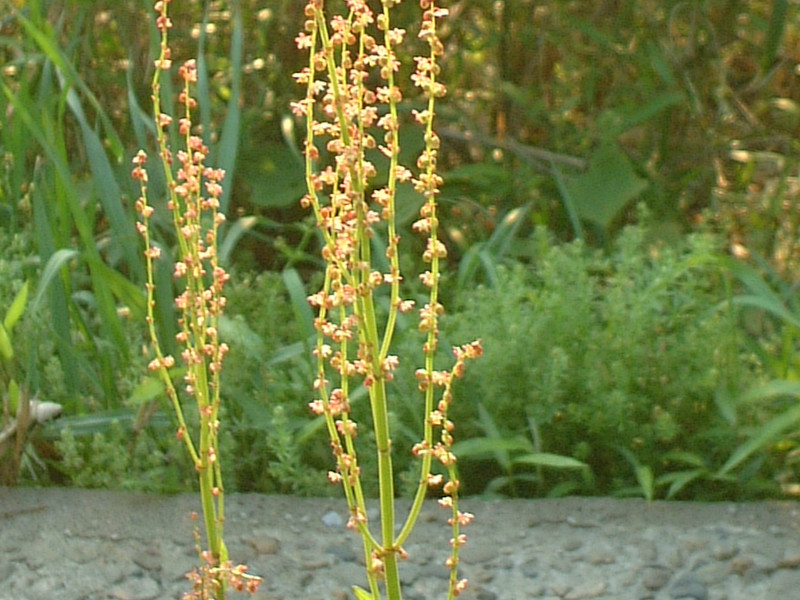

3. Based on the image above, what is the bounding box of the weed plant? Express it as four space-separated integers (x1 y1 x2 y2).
295 1 481 598
132 1 260 597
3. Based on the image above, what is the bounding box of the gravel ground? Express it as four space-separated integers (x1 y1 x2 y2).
2 487 800 600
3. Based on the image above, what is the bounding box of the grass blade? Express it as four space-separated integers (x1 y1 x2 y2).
13 10 124 162
717 400 800 478
214 0 243 217
282 267 315 343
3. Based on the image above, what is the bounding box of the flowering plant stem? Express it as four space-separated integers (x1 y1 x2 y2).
131 1 260 598
295 2 481 599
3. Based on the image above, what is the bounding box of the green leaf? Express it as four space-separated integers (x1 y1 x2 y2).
452 436 534 460
0 323 14 361
616 92 684 133
635 464 654 502
546 481 583 498
552 161 585 242
282 268 315 343
215 2 244 216
42 409 172 438
218 216 258 266
739 379 800 404
240 141 306 209
218 315 265 357
352 586 375 600
62 79 140 278
473 403 522 472
566 142 648 229
512 452 589 470
618 447 653 500
268 338 313 366
717 402 800 478
32 248 79 313
656 468 707 500
661 451 707 468
128 377 166 407
91 260 147 320
486 204 530 258
129 368 187 406
725 258 800 329
3 280 29 333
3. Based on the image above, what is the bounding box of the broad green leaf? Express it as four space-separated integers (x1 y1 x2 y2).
566 142 648 229
3 280 29 332
512 452 588 470
6 76 127 356
231 394 272 430
240 141 306 209
394 183 425 228
725 258 800 329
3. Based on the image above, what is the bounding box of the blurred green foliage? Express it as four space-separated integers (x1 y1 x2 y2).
2 0 800 499
446 218 769 499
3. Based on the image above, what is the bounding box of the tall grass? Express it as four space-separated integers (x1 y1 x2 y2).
1 1 139 406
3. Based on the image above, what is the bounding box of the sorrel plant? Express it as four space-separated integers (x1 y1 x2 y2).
295 2 481 599
132 1 260 597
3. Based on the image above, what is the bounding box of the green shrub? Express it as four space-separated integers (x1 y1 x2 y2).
216 270 331 495
54 421 190 492
446 222 767 499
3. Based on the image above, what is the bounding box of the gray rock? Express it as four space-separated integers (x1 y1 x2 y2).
321 510 344 528
669 572 708 600
641 566 672 591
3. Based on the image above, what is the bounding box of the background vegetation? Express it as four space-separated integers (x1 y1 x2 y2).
2 0 800 500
